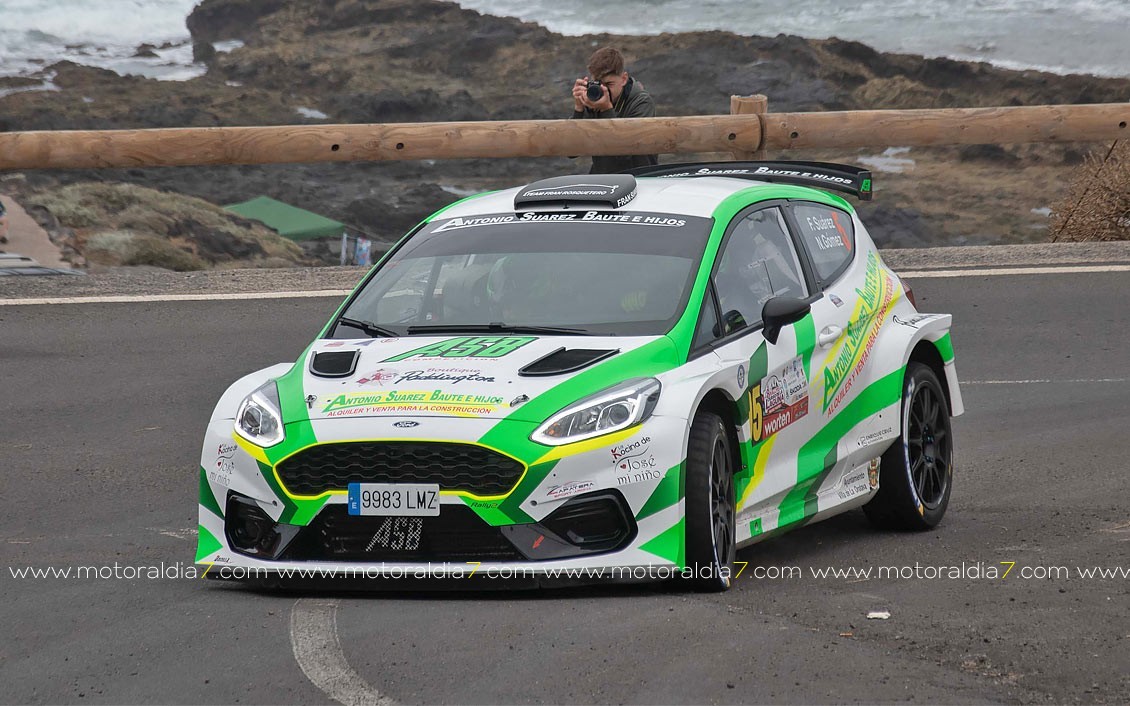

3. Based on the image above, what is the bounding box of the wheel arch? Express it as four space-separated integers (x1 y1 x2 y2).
695 388 743 476
907 340 951 414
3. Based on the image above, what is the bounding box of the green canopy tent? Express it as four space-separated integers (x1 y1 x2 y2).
224 196 345 242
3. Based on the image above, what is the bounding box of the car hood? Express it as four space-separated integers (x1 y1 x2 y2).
288 334 666 424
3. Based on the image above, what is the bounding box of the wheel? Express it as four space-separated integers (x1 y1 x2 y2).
864 362 954 530
684 410 737 591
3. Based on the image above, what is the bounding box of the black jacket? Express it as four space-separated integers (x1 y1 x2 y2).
571 77 658 174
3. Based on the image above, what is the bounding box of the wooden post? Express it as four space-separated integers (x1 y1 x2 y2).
730 94 768 161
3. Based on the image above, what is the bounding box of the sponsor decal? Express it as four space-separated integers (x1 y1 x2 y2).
836 469 870 501
381 336 536 362
737 364 746 390
305 394 317 409
820 252 898 414
616 460 662 486
433 211 688 232
892 314 933 329
356 369 397 386
523 183 618 197
209 445 238 486
393 421 420 428
868 458 881 489
858 427 894 447
394 369 496 385
321 390 505 417
610 436 651 462
749 356 809 443
545 480 595 501
658 166 855 186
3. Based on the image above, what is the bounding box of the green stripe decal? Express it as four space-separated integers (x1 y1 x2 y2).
497 460 558 525
933 332 955 363
795 313 816 380
639 517 685 566
637 461 685 521
199 466 223 519
748 341 769 383
777 367 904 527
196 525 223 562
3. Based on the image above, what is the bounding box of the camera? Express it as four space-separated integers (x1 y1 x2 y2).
585 80 604 102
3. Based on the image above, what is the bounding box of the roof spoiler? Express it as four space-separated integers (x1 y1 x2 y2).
626 161 873 201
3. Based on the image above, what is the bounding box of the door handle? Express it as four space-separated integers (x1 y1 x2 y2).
818 325 842 348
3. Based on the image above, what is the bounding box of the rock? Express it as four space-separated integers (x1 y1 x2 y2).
133 44 160 58
186 0 287 42
193 41 217 64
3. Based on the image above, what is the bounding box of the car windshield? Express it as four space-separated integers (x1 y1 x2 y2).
336 210 714 337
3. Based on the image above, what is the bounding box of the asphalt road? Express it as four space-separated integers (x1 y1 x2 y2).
1 271 1128 705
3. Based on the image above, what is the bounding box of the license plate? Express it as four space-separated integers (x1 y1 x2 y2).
347 483 440 516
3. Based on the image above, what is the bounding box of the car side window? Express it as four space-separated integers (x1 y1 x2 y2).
792 202 855 286
714 207 808 331
692 284 722 350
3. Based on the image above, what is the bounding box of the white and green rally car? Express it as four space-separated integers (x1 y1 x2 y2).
197 161 963 590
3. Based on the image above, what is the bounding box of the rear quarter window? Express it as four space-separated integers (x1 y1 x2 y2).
792 202 854 286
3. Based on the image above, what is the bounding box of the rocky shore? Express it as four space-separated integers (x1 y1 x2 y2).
2 0 1129 264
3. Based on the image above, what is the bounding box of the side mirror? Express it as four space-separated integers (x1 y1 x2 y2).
720 309 747 336
762 297 811 345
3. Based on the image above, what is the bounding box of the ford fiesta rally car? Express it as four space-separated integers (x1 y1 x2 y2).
196 161 963 590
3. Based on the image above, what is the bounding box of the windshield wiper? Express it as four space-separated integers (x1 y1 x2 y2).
406 323 591 336
336 317 399 338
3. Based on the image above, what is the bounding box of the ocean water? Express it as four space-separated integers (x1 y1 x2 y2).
0 0 203 81
0 0 1127 83
460 0 1130 78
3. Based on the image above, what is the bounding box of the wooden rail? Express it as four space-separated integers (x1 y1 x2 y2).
0 100 1126 170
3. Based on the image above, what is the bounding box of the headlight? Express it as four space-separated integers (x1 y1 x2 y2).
234 381 285 447
532 378 661 446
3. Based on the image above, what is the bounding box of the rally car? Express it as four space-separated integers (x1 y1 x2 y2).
196 161 962 590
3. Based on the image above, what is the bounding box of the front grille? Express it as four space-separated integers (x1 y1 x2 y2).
280 505 524 562
275 441 525 496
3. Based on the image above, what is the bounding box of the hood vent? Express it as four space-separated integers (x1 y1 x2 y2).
519 348 618 377
309 350 360 378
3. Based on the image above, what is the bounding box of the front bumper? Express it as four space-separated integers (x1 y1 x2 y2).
196 414 690 579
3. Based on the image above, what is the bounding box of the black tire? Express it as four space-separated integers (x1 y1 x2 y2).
684 411 737 591
864 362 954 530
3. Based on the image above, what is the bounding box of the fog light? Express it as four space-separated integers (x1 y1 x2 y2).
225 494 281 556
541 492 634 551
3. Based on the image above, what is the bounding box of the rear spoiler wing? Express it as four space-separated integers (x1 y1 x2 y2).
626 161 873 201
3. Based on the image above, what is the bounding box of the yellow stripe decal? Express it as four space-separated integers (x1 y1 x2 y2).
532 426 640 465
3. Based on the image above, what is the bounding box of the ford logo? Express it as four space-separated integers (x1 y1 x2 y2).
393 421 419 428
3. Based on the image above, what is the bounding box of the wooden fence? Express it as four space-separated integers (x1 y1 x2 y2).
0 96 1126 170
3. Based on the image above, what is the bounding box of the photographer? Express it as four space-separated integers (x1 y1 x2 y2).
570 47 658 174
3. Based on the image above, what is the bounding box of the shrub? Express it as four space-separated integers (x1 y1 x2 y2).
1050 141 1130 242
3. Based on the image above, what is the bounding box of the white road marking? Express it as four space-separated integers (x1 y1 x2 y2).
900 264 1130 278
0 290 351 306
965 378 1130 385
291 598 394 706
